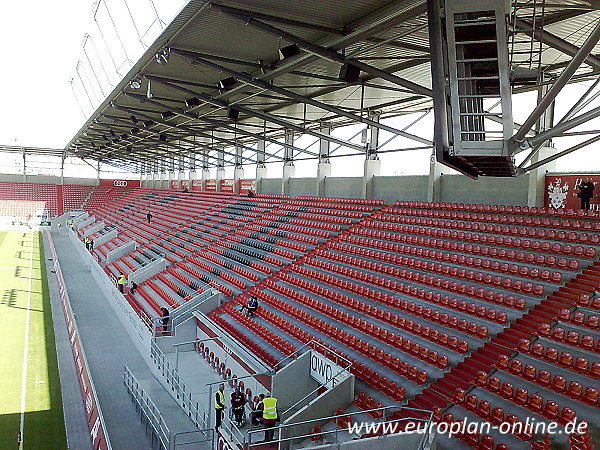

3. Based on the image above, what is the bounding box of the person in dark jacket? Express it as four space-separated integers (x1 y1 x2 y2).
146 212 152 223
578 178 595 210
160 307 170 335
231 386 246 426
240 296 259 317
250 394 265 426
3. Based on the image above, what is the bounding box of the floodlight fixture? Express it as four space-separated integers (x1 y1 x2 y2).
130 78 142 89
185 97 201 107
156 47 170 65
218 77 237 91
279 44 300 60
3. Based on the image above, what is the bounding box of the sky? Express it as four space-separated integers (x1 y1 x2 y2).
0 1 599 179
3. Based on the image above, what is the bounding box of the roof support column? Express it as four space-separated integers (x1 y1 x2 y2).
189 153 198 188
427 148 443 202
256 139 267 194
22 150 27 182
527 77 557 207
60 153 66 185
151 162 159 188
363 113 381 199
178 154 186 184
234 145 244 194
282 130 295 195
161 160 169 189
201 153 210 189
216 149 225 191
317 124 332 196
96 160 101 186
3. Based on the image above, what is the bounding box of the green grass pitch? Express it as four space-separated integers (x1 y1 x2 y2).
0 231 67 449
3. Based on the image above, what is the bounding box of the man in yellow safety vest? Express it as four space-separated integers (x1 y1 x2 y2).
117 274 126 293
215 383 226 430
262 392 278 443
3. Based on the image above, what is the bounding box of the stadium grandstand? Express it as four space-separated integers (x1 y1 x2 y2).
2 0 600 449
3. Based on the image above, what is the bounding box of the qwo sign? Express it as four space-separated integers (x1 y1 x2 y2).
310 351 345 387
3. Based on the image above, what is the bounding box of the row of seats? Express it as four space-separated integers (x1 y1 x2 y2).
487 359 598 406
268 276 453 367
365 220 596 258
516 340 599 377
341 234 564 284
557 308 599 330
317 248 530 310
537 324 599 352
305 258 509 325
278 269 475 352
354 227 581 270
387 207 600 232
368 214 599 245
393 201 599 218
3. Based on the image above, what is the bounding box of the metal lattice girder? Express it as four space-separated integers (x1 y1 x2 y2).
511 20 600 148
522 134 600 172
514 19 600 72
124 92 291 159
91 116 220 168
171 48 434 147
143 75 366 152
111 104 258 165
213 4 433 98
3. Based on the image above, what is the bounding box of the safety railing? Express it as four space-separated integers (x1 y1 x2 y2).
123 365 171 450
149 339 208 430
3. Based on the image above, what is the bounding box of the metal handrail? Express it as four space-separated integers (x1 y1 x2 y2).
149 340 208 429
123 365 171 450
246 405 434 449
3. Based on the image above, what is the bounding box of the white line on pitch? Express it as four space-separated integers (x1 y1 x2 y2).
19 232 34 450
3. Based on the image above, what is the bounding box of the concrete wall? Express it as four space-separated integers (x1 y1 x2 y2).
323 177 363 198
0 173 97 185
440 174 530 205
288 178 317 197
258 178 282 195
255 173 531 205
372 176 429 203
281 375 355 448
272 352 319 415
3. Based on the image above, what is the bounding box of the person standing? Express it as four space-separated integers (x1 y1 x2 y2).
231 386 246 427
160 307 170 335
84 237 91 250
262 393 278 443
250 394 265 426
215 383 226 431
89 238 94 251
117 273 126 293
146 212 152 223
578 178 595 210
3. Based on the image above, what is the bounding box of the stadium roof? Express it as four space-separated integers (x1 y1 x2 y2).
66 0 600 172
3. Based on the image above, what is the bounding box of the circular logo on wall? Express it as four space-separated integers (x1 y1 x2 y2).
113 180 128 187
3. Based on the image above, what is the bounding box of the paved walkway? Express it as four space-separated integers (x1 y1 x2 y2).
43 232 92 450
48 230 205 449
